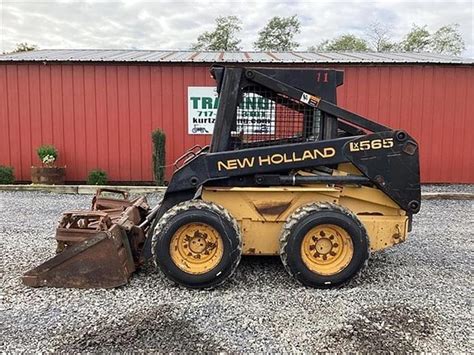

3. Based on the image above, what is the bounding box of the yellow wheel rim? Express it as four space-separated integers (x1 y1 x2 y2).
300 224 354 276
170 222 223 275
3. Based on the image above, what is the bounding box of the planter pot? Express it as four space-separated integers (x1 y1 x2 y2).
31 166 66 185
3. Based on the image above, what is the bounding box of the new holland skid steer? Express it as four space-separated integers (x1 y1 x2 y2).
23 66 421 289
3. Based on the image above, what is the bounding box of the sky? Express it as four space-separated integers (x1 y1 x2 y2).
0 0 472 56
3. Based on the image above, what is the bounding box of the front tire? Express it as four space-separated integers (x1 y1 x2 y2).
280 203 369 288
152 200 242 289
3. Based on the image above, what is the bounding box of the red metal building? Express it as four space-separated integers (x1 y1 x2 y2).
0 50 472 183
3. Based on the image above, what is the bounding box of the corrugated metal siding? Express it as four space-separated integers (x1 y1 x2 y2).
0 63 472 183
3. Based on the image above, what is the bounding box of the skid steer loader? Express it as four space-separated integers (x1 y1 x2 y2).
22 66 421 289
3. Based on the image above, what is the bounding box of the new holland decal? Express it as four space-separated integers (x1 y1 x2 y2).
217 148 336 171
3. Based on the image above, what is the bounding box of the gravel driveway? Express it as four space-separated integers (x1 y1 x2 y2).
1 190 472 352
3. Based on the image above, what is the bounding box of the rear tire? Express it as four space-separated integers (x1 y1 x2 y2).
280 202 369 288
152 200 242 289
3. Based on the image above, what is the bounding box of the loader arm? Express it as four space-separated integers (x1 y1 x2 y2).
164 130 420 213
245 68 390 133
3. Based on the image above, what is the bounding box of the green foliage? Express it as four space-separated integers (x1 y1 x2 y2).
310 22 464 55
401 24 464 55
36 145 58 165
431 24 465 55
0 165 15 184
87 169 108 185
254 15 301 51
12 42 38 53
378 41 400 52
152 129 166 186
315 34 370 52
401 25 431 52
192 16 242 51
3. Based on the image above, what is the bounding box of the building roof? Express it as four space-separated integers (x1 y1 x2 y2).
0 49 472 65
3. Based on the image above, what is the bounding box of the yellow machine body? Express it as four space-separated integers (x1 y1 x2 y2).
202 183 408 256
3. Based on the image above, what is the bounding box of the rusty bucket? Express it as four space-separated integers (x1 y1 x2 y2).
22 189 149 289
22 223 135 289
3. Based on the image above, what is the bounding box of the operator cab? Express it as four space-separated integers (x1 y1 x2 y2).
210 66 347 153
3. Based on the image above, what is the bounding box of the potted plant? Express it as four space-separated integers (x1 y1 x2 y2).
31 145 66 184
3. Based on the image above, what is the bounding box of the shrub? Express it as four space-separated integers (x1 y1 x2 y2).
87 169 108 185
37 145 58 166
152 129 166 186
0 165 15 184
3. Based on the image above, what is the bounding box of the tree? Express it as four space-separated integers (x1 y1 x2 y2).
313 34 370 52
366 21 398 52
400 23 465 55
254 15 300 51
308 23 465 56
12 42 38 53
430 24 465 55
400 25 431 52
192 16 242 51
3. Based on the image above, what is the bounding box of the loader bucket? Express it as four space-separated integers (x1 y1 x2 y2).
22 189 152 289
22 225 135 289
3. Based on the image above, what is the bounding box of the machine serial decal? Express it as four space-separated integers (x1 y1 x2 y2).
300 92 321 107
217 148 336 171
349 138 394 152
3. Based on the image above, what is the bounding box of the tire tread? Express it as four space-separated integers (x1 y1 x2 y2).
151 199 242 289
280 202 370 288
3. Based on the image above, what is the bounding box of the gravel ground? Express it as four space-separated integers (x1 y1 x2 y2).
422 184 474 194
1 190 472 353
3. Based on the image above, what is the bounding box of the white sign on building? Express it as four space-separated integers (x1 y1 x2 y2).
188 87 275 135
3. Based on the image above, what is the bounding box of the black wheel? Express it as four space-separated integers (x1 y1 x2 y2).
280 202 369 288
152 200 242 289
